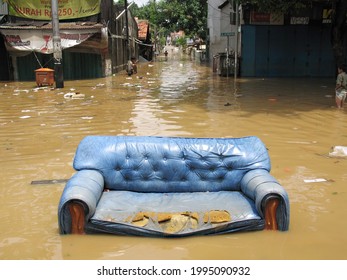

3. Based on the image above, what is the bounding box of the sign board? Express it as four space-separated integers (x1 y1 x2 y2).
7 0 100 20
221 32 235 37
322 9 332 24
250 11 284 25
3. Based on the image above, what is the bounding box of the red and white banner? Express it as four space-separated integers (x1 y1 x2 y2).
1 28 98 53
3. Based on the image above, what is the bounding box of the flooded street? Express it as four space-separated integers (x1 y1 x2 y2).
1 49 347 260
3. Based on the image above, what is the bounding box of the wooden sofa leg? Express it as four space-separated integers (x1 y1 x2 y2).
264 197 279 230
68 202 85 234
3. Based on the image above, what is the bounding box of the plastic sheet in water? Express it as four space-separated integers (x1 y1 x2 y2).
329 146 347 157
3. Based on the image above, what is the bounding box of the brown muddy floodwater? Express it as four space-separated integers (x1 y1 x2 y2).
1 49 347 260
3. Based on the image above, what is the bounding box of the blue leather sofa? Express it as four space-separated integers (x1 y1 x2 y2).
58 136 290 237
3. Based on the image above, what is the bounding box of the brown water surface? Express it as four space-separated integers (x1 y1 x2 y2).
1 50 346 260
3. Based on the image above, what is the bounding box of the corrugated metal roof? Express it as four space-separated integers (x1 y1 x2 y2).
137 19 149 41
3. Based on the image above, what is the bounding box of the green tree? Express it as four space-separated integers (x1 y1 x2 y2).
240 0 306 13
130 0 207 40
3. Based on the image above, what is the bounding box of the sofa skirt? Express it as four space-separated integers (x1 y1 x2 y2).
85 190 265 237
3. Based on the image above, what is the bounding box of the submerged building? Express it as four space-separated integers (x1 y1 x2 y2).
208 0 338 77
0 0 139 82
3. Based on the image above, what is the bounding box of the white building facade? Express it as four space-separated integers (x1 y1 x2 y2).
207 0 241 62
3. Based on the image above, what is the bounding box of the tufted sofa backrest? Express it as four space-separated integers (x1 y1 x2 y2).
73 136 271 193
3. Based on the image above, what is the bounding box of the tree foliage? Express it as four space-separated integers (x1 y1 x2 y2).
127 0 207 39
239 0 307 13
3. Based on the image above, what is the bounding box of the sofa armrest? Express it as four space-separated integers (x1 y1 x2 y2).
58 170 104 234
241 169 290 231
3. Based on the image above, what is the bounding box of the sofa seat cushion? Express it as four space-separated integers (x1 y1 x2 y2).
86 190 264 237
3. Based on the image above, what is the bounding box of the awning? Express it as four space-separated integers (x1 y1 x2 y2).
0 22 107 54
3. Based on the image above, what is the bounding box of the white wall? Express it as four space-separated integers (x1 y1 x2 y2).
207 0 241 61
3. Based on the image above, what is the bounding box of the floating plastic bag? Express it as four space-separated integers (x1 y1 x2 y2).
329 146 347 157
64 92 85 99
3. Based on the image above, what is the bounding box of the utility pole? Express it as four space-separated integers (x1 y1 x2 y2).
51 0 64 88
234 0 239 80
125 0 130 61
228 0 239 80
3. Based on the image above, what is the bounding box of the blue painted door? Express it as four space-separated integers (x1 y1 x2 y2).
241 24 335 77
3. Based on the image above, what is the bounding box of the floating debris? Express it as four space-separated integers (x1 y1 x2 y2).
286 141 317 145
64 92 85 99
31 179 68 185
120 83 133 87
329 146 347 157
14 89 29 93
32 86 52 92
304 178 327 183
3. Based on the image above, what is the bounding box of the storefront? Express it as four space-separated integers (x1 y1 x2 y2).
0 22 107 80
0 0 139 81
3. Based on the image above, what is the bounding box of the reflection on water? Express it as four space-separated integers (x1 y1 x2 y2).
1 50 347 260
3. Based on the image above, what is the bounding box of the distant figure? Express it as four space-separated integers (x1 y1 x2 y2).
131 57 138 74
164 50 168 61
335 63 347 108
126 57 138 76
